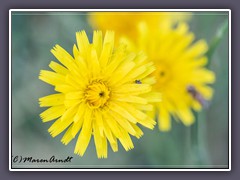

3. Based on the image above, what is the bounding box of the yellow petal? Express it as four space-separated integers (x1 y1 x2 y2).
48 114 74 138
64 99 81 108
74 56 89 78
118 126 134 151
73 103 86 123
93 120 103 158
104 43 126 75
39 70 65 86
94 110 104 136
87 46 100 77
93 30 103 57
101 135 108 158
49 61 68 75
61 124 75 145
158 106 171 131
60 104 78 122
99 31 114 67
76 31 90 58
109 102 137 123
114 83 151 95
130 123 143 138
176 22 189 35
120 65 146 84
104 114 122 138
65 74 85 89
190 57 208 68
70 104 86 138
134 104 153 111
109 135 118 152
51 45 75 69
185 39 208 58
136 63 156 80
119 102 156 129
40 105 65 122
192 100 202 111
74 108 92 156
114 94 148 104
102 119 117 145
109 110 137 136
176 106 194 126
108 61 136 86
55 84 77 93
65 91 83 100
73 44 79 60
169 33 194 59
39 93 64 107
141 77 156 85
192 69 215 84
198 85 214 99
141 92 162 103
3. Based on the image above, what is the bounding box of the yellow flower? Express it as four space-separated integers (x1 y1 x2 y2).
122 22 215 131
89 12 191 41
39 30 161 158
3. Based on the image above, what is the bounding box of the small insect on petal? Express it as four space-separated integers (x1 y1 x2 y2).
187 85 209 109
134 79 142 84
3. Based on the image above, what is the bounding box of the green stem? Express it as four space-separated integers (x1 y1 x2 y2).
205 19 229 67
191 111 198 149
190 110 211 166
198 110 211 165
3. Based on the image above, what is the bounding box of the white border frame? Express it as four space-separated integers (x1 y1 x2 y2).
9 9 231 171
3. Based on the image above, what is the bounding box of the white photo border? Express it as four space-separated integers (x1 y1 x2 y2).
9 9 231 171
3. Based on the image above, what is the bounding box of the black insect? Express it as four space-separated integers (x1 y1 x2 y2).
135 80 142 84
187 85 209 108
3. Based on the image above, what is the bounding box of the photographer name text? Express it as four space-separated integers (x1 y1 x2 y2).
12 155 73 163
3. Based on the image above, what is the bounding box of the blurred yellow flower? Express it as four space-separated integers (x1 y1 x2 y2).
39 30 161 158
122 22 215 131
89 12 191 41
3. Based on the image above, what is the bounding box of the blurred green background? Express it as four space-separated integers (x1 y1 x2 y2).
11 11 229 168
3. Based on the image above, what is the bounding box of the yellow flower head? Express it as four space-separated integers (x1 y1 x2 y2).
89 12 191 41
122 22 215 131
39 30 161 158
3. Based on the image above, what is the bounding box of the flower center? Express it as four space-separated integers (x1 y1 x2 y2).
84 80 110 108
154 63 171 88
